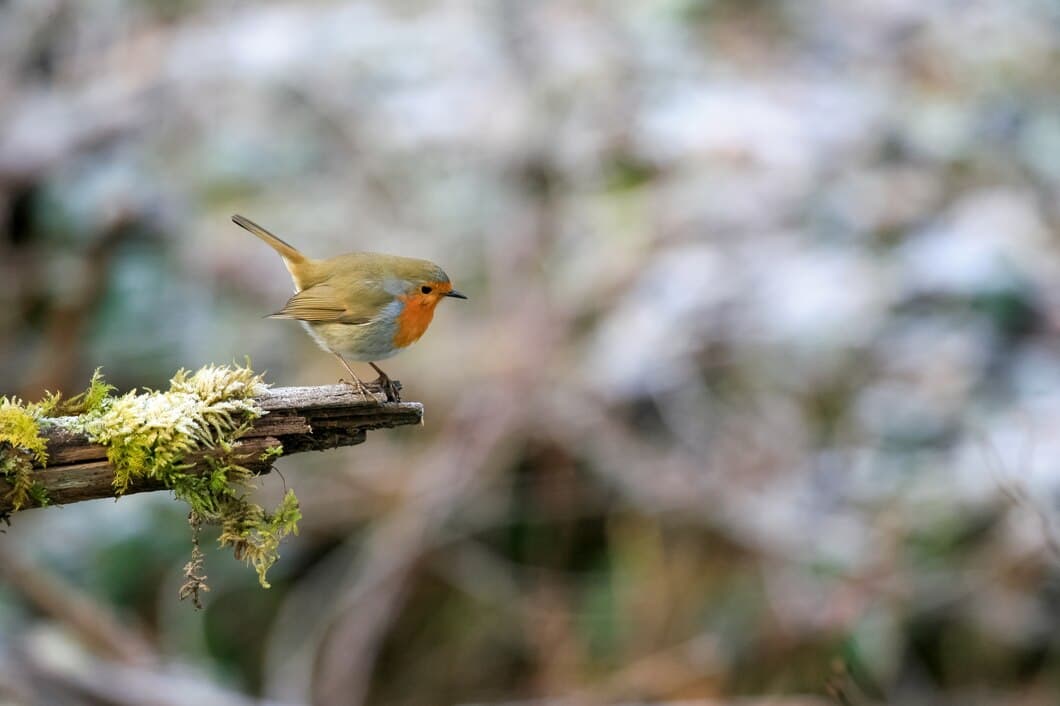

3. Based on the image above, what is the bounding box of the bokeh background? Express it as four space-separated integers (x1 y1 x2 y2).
3 1 1060 704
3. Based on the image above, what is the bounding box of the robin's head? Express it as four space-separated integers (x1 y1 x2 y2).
391 259 467 307
387 259 467 348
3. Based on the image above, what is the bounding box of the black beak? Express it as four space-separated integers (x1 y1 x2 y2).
445 290 468 300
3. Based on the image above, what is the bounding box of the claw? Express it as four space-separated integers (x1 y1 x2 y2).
369 362 401 402
380 377 401 403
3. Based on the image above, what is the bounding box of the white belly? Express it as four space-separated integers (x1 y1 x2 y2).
300 319 401 361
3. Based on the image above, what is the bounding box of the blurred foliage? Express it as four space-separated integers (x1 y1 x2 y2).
4 0 1060 705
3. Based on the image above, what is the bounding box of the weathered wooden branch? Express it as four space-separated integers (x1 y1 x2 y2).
0 384 422 511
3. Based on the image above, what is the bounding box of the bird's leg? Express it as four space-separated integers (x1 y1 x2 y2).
332 353 375 401
369 362 401 403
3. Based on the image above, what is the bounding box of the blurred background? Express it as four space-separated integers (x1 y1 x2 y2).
3 0 1060 704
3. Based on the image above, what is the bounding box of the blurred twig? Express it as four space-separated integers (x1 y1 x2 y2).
4 638 295 706
0 542 156 667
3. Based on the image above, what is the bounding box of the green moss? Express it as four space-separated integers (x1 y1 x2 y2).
79 363 300 590
2 363 301 594
219 488 301 588
259 443 284 463
0 400 48 464
0 397 50 510
0 369 119 510
0 454 36 512
33 368 114 418
83 364 263 495
62 368 115 415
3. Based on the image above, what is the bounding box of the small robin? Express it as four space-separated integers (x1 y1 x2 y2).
232 214 466 402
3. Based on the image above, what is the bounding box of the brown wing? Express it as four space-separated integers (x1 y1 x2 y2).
269 284 384 325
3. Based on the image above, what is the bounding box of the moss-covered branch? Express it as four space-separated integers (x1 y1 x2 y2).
12 384 422 509
1 378 421 511
0 366 423 593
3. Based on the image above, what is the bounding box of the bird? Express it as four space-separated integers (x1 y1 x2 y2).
232 214 466 402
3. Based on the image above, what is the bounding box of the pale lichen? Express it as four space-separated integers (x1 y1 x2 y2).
82 364 265 495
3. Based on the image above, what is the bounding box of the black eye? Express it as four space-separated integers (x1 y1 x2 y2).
421 286 433 294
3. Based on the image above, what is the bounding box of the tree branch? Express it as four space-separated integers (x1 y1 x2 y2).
0 383 423 511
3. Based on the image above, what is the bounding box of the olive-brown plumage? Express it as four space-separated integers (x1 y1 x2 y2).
232 214 466 400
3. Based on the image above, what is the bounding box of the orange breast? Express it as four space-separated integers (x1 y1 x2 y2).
393 293 439 348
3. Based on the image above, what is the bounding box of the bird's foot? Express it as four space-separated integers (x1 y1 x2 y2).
369 362 401 402
375 375 401 403
338 377 376 401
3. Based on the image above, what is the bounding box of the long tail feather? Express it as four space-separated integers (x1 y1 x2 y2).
232 215 306 265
